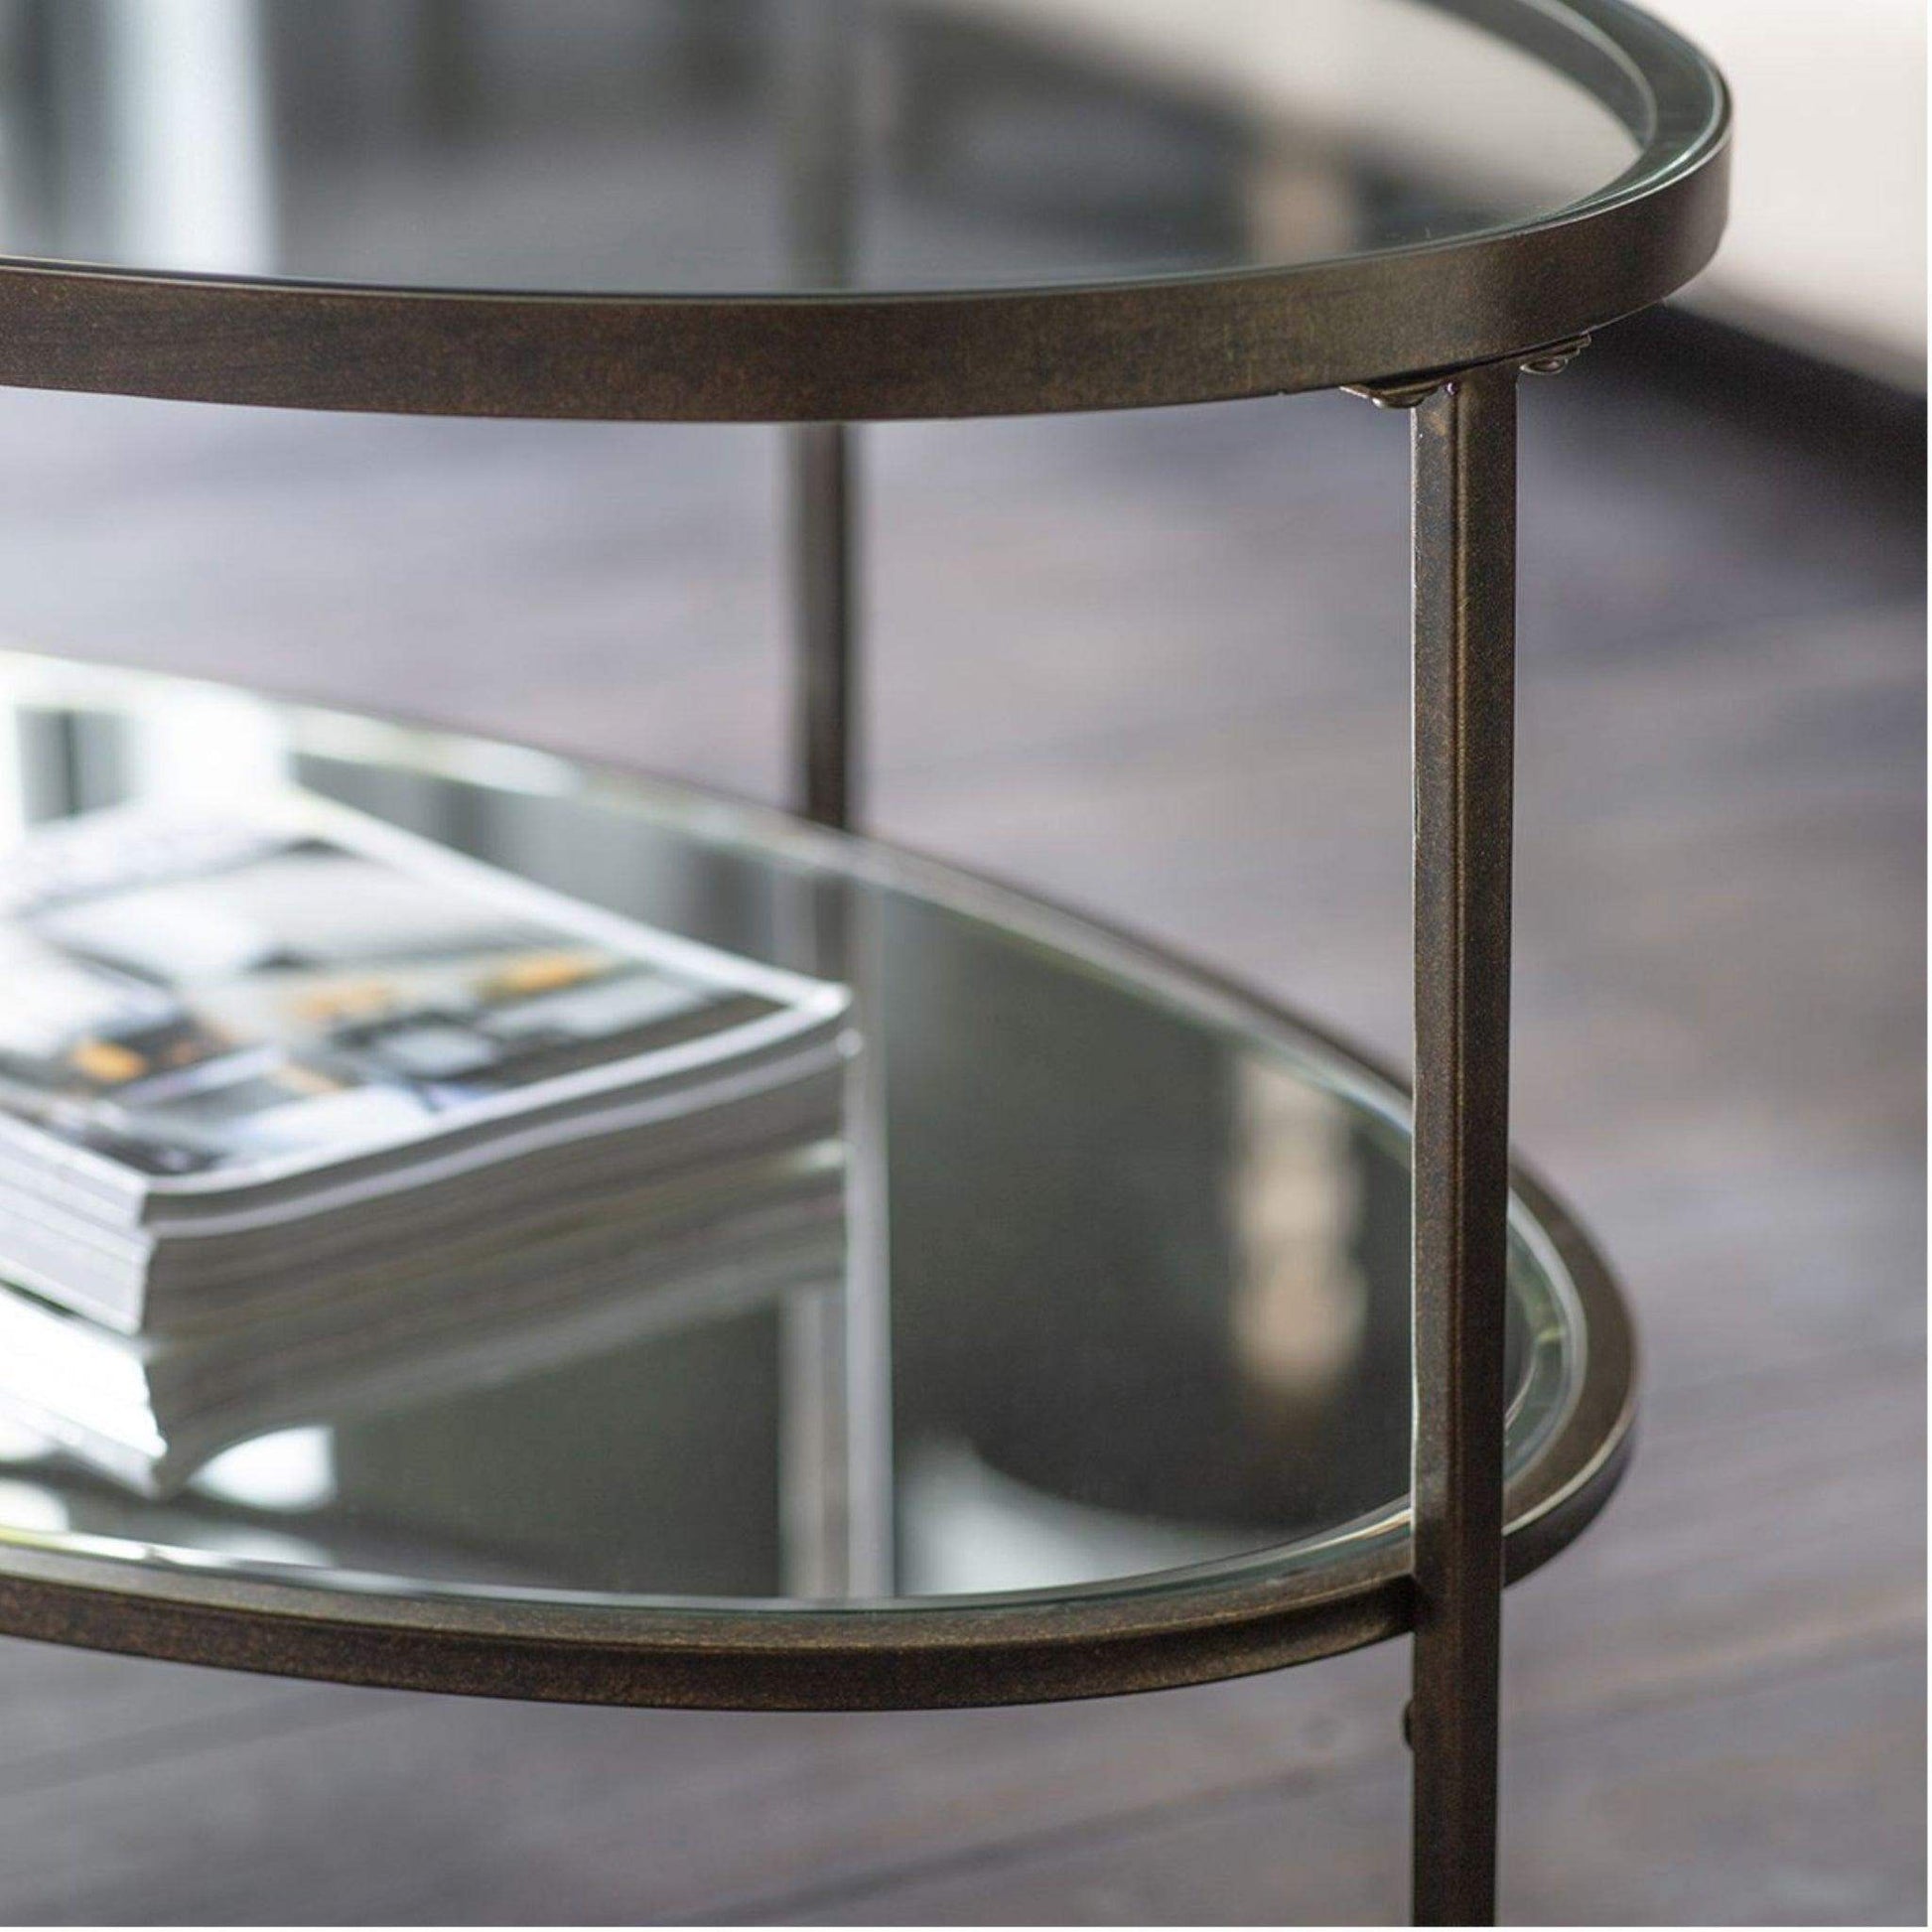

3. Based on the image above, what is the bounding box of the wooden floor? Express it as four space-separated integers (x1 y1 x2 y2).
0 315 1922 1925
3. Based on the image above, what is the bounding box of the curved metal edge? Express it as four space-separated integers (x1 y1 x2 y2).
1498 1161 1639 1585
0 772 1639 1712
0 1143 1633 1714
0 0 1727 422
0 1556 1415 1714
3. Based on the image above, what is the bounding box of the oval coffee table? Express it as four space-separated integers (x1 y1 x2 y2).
0 4 1727 1923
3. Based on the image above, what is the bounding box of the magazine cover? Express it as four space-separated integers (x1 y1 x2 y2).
0 792 850 1211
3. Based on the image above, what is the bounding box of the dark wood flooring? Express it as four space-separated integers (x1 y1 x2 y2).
0 313 1922 1924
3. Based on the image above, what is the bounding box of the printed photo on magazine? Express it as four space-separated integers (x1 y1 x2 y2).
0 793 849 1197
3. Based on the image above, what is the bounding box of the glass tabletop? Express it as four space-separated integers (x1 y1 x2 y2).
0 0 1638 297
0 655 1601 1615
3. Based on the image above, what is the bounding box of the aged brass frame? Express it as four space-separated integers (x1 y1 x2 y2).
1407 358 1523 1924
0 0 1724 423
0 0 1726 1920
0 663 1632 1922
0 699 1634 1724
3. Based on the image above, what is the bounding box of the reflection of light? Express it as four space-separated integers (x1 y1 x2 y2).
0 692 24 848
189 1427 337 1512
188 1524 332 1567
937 0 1636 207
104 0 274 274
0 1479 69 1535
898 1441 1252 1595
0 1417 56 1465
1230 1061 1368 1403
128 690 290 808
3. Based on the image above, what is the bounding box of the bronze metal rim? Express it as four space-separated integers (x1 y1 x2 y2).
0 0 1725 422
0 665 1639 1714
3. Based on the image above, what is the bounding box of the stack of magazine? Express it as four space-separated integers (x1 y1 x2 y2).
0 789 853 1495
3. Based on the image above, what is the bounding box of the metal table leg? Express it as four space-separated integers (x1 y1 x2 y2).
1407 359 1519 1926
782 0 861 833
790 419 860 830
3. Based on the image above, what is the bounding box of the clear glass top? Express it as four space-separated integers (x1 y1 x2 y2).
0 658 1588 1610
0 0 1639 296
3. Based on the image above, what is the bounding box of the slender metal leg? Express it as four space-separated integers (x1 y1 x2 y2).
781 0 862 832
776 3 885 1602
1408 360 1518 1927
789 420 860 830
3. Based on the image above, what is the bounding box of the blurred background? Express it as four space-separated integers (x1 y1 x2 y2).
0 0 1922 1923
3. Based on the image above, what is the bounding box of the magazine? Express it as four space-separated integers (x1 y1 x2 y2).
0 1144 846 1496
0 792 852 1332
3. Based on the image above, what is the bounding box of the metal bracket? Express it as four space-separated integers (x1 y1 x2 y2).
1518 333 1591 376
1344 375 1446 411
1345 336 1591 409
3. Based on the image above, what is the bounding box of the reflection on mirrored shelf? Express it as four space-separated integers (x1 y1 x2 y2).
0 655 1584 1609
0 0 1637 294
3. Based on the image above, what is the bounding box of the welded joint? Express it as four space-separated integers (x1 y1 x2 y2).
1343 334 1591 408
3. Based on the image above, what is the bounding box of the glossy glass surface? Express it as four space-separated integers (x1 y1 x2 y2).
0 0 1637 296
0 657 1594 1610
